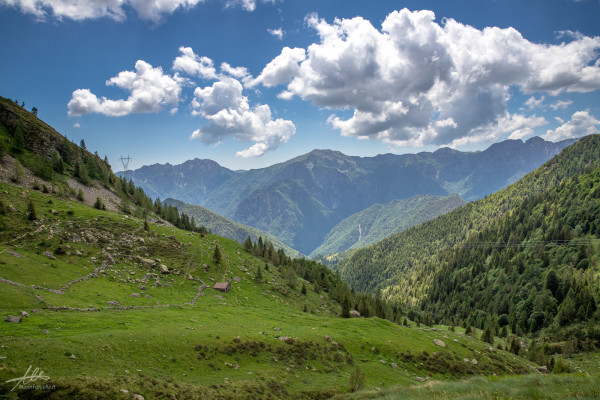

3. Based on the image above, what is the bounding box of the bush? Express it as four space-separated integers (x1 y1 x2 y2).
27 200 36 221
94 196 105 210
349 366 365 392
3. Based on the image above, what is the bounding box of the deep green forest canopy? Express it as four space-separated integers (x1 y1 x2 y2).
337 135 600 346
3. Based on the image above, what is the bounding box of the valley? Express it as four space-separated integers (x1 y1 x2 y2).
0 96 599 399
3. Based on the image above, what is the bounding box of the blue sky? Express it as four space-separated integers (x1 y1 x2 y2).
1 0 599 171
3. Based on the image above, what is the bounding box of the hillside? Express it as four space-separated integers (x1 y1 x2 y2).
310 194 466 258
337 135 600 344
0 94 546 398
163 197 301 258
124 139 574 255
0 180 537 399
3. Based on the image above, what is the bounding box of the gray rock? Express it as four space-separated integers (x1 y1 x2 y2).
107 301 120 306
350 310 361 318
20 311 29 317
141 258 156 268
43 251 56 260
391 363 398 368
7 250 23 258
68 354 76 360
471 359 478 365
131 293 141 298
133 394 145 400
434 339 446 348
139 285 147 291
159 264 169 274
5 315 21 323
415 376 426 382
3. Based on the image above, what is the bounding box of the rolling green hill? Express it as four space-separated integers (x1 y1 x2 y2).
0 180 537 399
310 194 466 258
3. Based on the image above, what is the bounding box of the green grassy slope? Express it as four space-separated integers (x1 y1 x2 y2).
164 197 301 258
0 181 537 399
310 194 466 258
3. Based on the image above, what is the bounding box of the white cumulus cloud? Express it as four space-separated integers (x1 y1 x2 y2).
267 27 284 40
252 9 600 147
0 0 204 22
68 60 184 117
0 0 279 21
250 47 306 88
550 99 573 110
172 46 218 80
190 77 295 157
542 110 600 141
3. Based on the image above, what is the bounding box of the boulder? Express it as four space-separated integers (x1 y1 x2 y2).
43 251 56 260
141 258 156 268
350 310 361 318
471 359 478 365
131 293 141 298
434 339 446 348
159 264 169 274
20 311 29 317
7 250 23 258
107 301 120 306
415 376 426 382
5 315 21 323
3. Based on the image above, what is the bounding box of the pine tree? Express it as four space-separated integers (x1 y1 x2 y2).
481 326 494 345
27 200 36 221
94 196 104 210
244 236 253 252
255 264 263 283
301 283 307 295
341 295 351 318
213 245 222 265
144 219 150 231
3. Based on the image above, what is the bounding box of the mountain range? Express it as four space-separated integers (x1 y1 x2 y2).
125 138 575 255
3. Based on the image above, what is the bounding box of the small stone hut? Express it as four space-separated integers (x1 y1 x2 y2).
213 282 231 293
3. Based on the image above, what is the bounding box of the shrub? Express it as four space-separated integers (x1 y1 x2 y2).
94 196 105 210
349 366 365 392
27 200 37 221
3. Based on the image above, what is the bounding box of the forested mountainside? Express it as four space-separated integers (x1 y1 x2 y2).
310 194 466 258
125 138 574 255
337 135 600 343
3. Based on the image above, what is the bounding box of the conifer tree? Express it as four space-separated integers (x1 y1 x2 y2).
244 236 253 252
27 200 36 221
341 295 351 318
255 264 263 283
213 245 222 265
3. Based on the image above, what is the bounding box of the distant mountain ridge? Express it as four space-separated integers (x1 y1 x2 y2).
122 137 576 254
